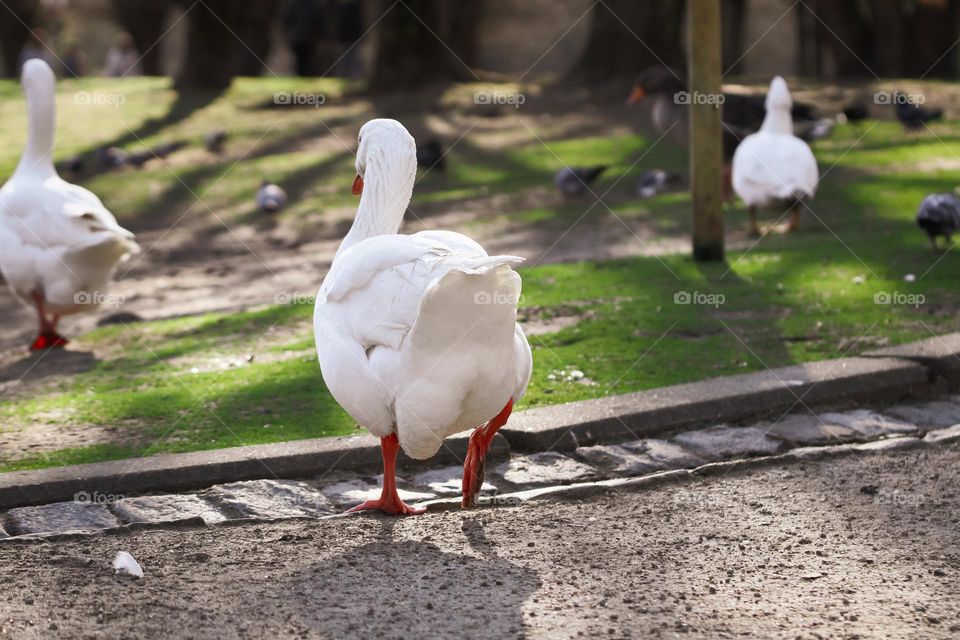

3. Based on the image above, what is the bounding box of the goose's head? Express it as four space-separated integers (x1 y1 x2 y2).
352 118 417 196
765 76 792 112
21 58 55 97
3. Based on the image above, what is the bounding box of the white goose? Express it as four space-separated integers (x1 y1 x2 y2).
0 60 138 350
314 119 532 515
732 76 819 236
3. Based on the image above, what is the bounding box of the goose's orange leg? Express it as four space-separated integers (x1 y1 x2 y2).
29 292 67 350
348 433 426 516
462 399 513 508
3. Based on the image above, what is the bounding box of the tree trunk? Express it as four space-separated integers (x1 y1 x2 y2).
369 0 477 92
571 0 686 82
173 0 246 90
903 0 960 78
689 0 724 262
871 0 902 77
811 0 870 78
110 0 172 76
721 0 746 74
0 0 38 78
232 1 283 76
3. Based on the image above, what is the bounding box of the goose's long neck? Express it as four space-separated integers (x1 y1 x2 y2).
760 106 793 135
16 80 56 177
337 149 415 256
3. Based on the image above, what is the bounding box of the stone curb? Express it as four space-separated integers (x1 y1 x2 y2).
3 434 950 544
500 356 930 452
0 431 509 510
0 338 955 510
864 332 960 388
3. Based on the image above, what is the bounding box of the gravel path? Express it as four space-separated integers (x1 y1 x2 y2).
1 443 957 639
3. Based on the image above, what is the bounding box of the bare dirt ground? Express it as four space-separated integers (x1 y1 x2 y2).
1 444 956 639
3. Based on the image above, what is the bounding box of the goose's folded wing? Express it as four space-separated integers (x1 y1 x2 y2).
320 235 455 351
0 177 136 250
319 233 519 352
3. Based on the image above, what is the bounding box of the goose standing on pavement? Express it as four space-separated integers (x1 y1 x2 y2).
0 59 138 349
314 119 532 515
732 76 819 236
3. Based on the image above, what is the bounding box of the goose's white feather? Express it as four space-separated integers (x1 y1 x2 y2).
0 59 138 315
315 119 532 460
732 76 819 207
112 551 143 578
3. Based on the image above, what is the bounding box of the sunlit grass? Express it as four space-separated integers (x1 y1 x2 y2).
1 77 958 471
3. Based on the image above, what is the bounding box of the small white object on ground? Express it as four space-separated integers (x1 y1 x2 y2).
113 551 144 578
904 274 916 282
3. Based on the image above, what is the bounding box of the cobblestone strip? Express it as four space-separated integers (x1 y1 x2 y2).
3 399 960 539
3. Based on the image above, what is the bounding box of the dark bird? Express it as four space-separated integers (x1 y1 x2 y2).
553 165 607 198
97 146 127 169
842 102 868 123
416 139 446 173
916 192 960 251
895 92 942 130
637 169 682 198
257 179 288 213
205 129 228 154
59 154 83 174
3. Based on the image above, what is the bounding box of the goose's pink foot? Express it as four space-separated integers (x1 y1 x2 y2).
348 433 426 516
30 331 68 350
29 293 67 350
462 399 514 508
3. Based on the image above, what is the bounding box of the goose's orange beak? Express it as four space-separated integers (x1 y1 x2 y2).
627 85 645 105
352 174 364 195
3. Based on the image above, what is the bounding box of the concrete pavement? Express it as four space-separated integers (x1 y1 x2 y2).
0 438 957 639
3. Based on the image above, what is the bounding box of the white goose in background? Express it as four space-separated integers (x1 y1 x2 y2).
314 119 532 515
732 76 819 237
0 59 138 350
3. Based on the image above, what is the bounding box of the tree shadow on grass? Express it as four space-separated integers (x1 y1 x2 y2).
73 88 228 180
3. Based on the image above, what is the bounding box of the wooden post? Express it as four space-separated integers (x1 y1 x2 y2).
688 0 725 261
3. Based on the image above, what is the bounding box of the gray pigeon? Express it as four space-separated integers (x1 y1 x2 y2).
205 129 227 154
917 192 960 251
637 169 682 198
257 180 287 213
553 165 607 198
